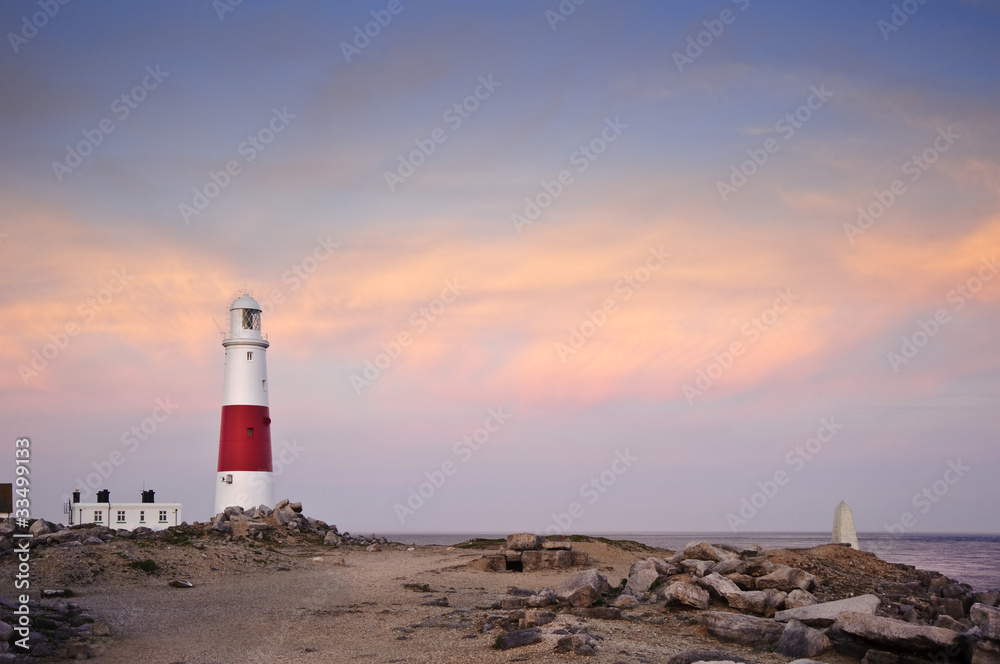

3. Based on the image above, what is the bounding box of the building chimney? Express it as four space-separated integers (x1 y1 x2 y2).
141 489 155 504
96 489 110 504
72 490 81 504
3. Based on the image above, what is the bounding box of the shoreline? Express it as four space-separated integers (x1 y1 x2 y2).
2 509 999 662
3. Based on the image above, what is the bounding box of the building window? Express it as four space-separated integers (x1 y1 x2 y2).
247 427 254 438
117 510 126 523
139 511 145 523
247 351 253 361
159 510 167 523
242 309 260 330
94 511 103 523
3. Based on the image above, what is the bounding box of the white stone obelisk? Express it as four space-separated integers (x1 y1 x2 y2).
831 500 859 549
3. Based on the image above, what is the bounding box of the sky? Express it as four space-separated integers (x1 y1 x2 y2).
2 0 999 537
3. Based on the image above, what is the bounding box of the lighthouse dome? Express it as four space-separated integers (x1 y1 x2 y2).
225 293 267 343
230 294 261 311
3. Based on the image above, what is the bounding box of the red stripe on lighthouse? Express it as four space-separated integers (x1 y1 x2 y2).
217 405 273 472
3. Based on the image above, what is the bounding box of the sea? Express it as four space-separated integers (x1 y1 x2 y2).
381 532 1000 592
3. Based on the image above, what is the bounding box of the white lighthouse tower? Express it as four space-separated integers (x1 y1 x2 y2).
214 294 274 514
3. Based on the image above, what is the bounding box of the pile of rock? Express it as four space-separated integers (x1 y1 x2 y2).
209 499 390 550
0 593 104 660
471 534 589 572
483 540 1000 662
0 501 389 555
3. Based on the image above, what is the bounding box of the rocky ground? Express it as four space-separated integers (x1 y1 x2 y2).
0 505 997 663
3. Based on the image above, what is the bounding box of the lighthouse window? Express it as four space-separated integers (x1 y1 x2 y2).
262 379 267 391
225 474 233 484
247 427 254 438
242 309 261 330
247 351 253 361
117 510 126 523
158 510 167 523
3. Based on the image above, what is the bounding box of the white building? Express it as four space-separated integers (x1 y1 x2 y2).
67 489 181 531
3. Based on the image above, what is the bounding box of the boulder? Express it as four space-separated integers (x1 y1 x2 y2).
29 520 52 536
541 541 571 550
495 628 543 650
785 589 819 609
740 558 775 577
555 632 598 656
725 589 785 615
658 582 710 610
613 594 641 609
556 569 609 608
700 611 785 646
972 603 1000 641
726 573 756 590
972 639 1000 664
776 594 881 627
681 559 716 577
624 559 660 596
698 573 741 599
975 592 1000 608
521 609 555 628
323 531 342 546
931 614 965 632
288 501 302 513
835 611 962 653
527 588 557 608
650 557 680 576
756 566 816 592
274 506 294 526
274 498 289 510
683 541 737 562
712 558 745 576
521 550 572 572
776 619 830 658
506 533 540 551
470 555 506 572
571 550 590 566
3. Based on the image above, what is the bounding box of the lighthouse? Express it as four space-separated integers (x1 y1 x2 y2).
215 294 274 514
